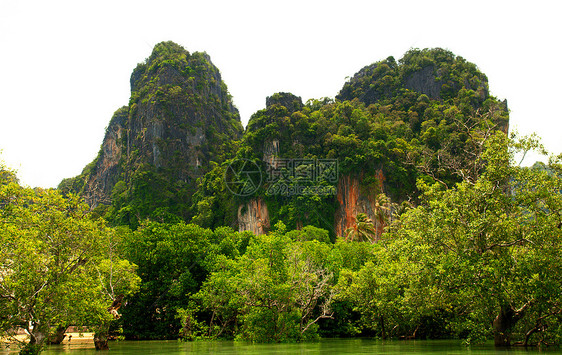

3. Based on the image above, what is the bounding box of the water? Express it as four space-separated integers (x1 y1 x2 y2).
3 339 561 354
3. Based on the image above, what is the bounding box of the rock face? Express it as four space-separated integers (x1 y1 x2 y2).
404 66 442 99
82 107 127 206
236 92 305 235
262 139 280 167
125 43 242 178
265 92 303 112
238 198 270 235
334 171 387 240
237 167 390 239
60 41 243 222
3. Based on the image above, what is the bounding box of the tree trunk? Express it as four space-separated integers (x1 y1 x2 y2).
94 332 109 351
493 305 516 347
21 326 46 355
29 328 46 345
379 315 387 340
48 325 67 344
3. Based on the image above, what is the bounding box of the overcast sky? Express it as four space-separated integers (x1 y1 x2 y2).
0 0 561 188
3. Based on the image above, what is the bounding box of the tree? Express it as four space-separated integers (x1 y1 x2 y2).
91 229 140 350
120 222 220 339
345 213 377 243
412 101 509 189
373 193 391 238
285 225 331 243
0 179 138 354
387 132 562 346
195 227 337 342
0 157 18 185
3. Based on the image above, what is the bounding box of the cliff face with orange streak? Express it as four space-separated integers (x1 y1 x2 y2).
238 169 389 238
238 198 270 235
334 169 387 240
236 136 279 235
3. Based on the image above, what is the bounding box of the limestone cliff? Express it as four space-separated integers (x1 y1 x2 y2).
125 43 242 177
337 48 491 108
195 49 510 239
61 46 509 236
82 107 127 206
60 41 243 224
236 93 304 234
334 171 388 240
238 198 270 235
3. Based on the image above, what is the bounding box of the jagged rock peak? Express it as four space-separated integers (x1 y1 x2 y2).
130 41 190 91
124 40 242 176
59 41 243 223
266 92 303 112
337 48 490 106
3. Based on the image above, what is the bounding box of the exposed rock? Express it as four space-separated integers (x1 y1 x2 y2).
185 127 205 146
334 170 388 240
238 198 270 235
266 92 303 112
82 107 127 206
125 43 241 178
334 174 360 238
62 41 243 219
263 139 280 167
405 66 442 99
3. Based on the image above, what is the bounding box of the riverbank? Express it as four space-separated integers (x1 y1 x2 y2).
1 332 94 346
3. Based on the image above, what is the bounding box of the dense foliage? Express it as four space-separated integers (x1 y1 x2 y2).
118 222 252 339
7 45 562 354
0 162 139 354
137 133 562 346
382 133 562 346
118 131 562 346
193 49 509 234
5 128 562 351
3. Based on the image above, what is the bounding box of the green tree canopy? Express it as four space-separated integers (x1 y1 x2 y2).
380 132 562 346
0 177 139 354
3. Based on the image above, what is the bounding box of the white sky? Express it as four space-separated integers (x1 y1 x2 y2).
0 0 561 188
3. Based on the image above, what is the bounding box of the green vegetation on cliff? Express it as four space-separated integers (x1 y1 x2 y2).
118 133 562 346
4 44 557 353
192 48 509 235
60 41 243 228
